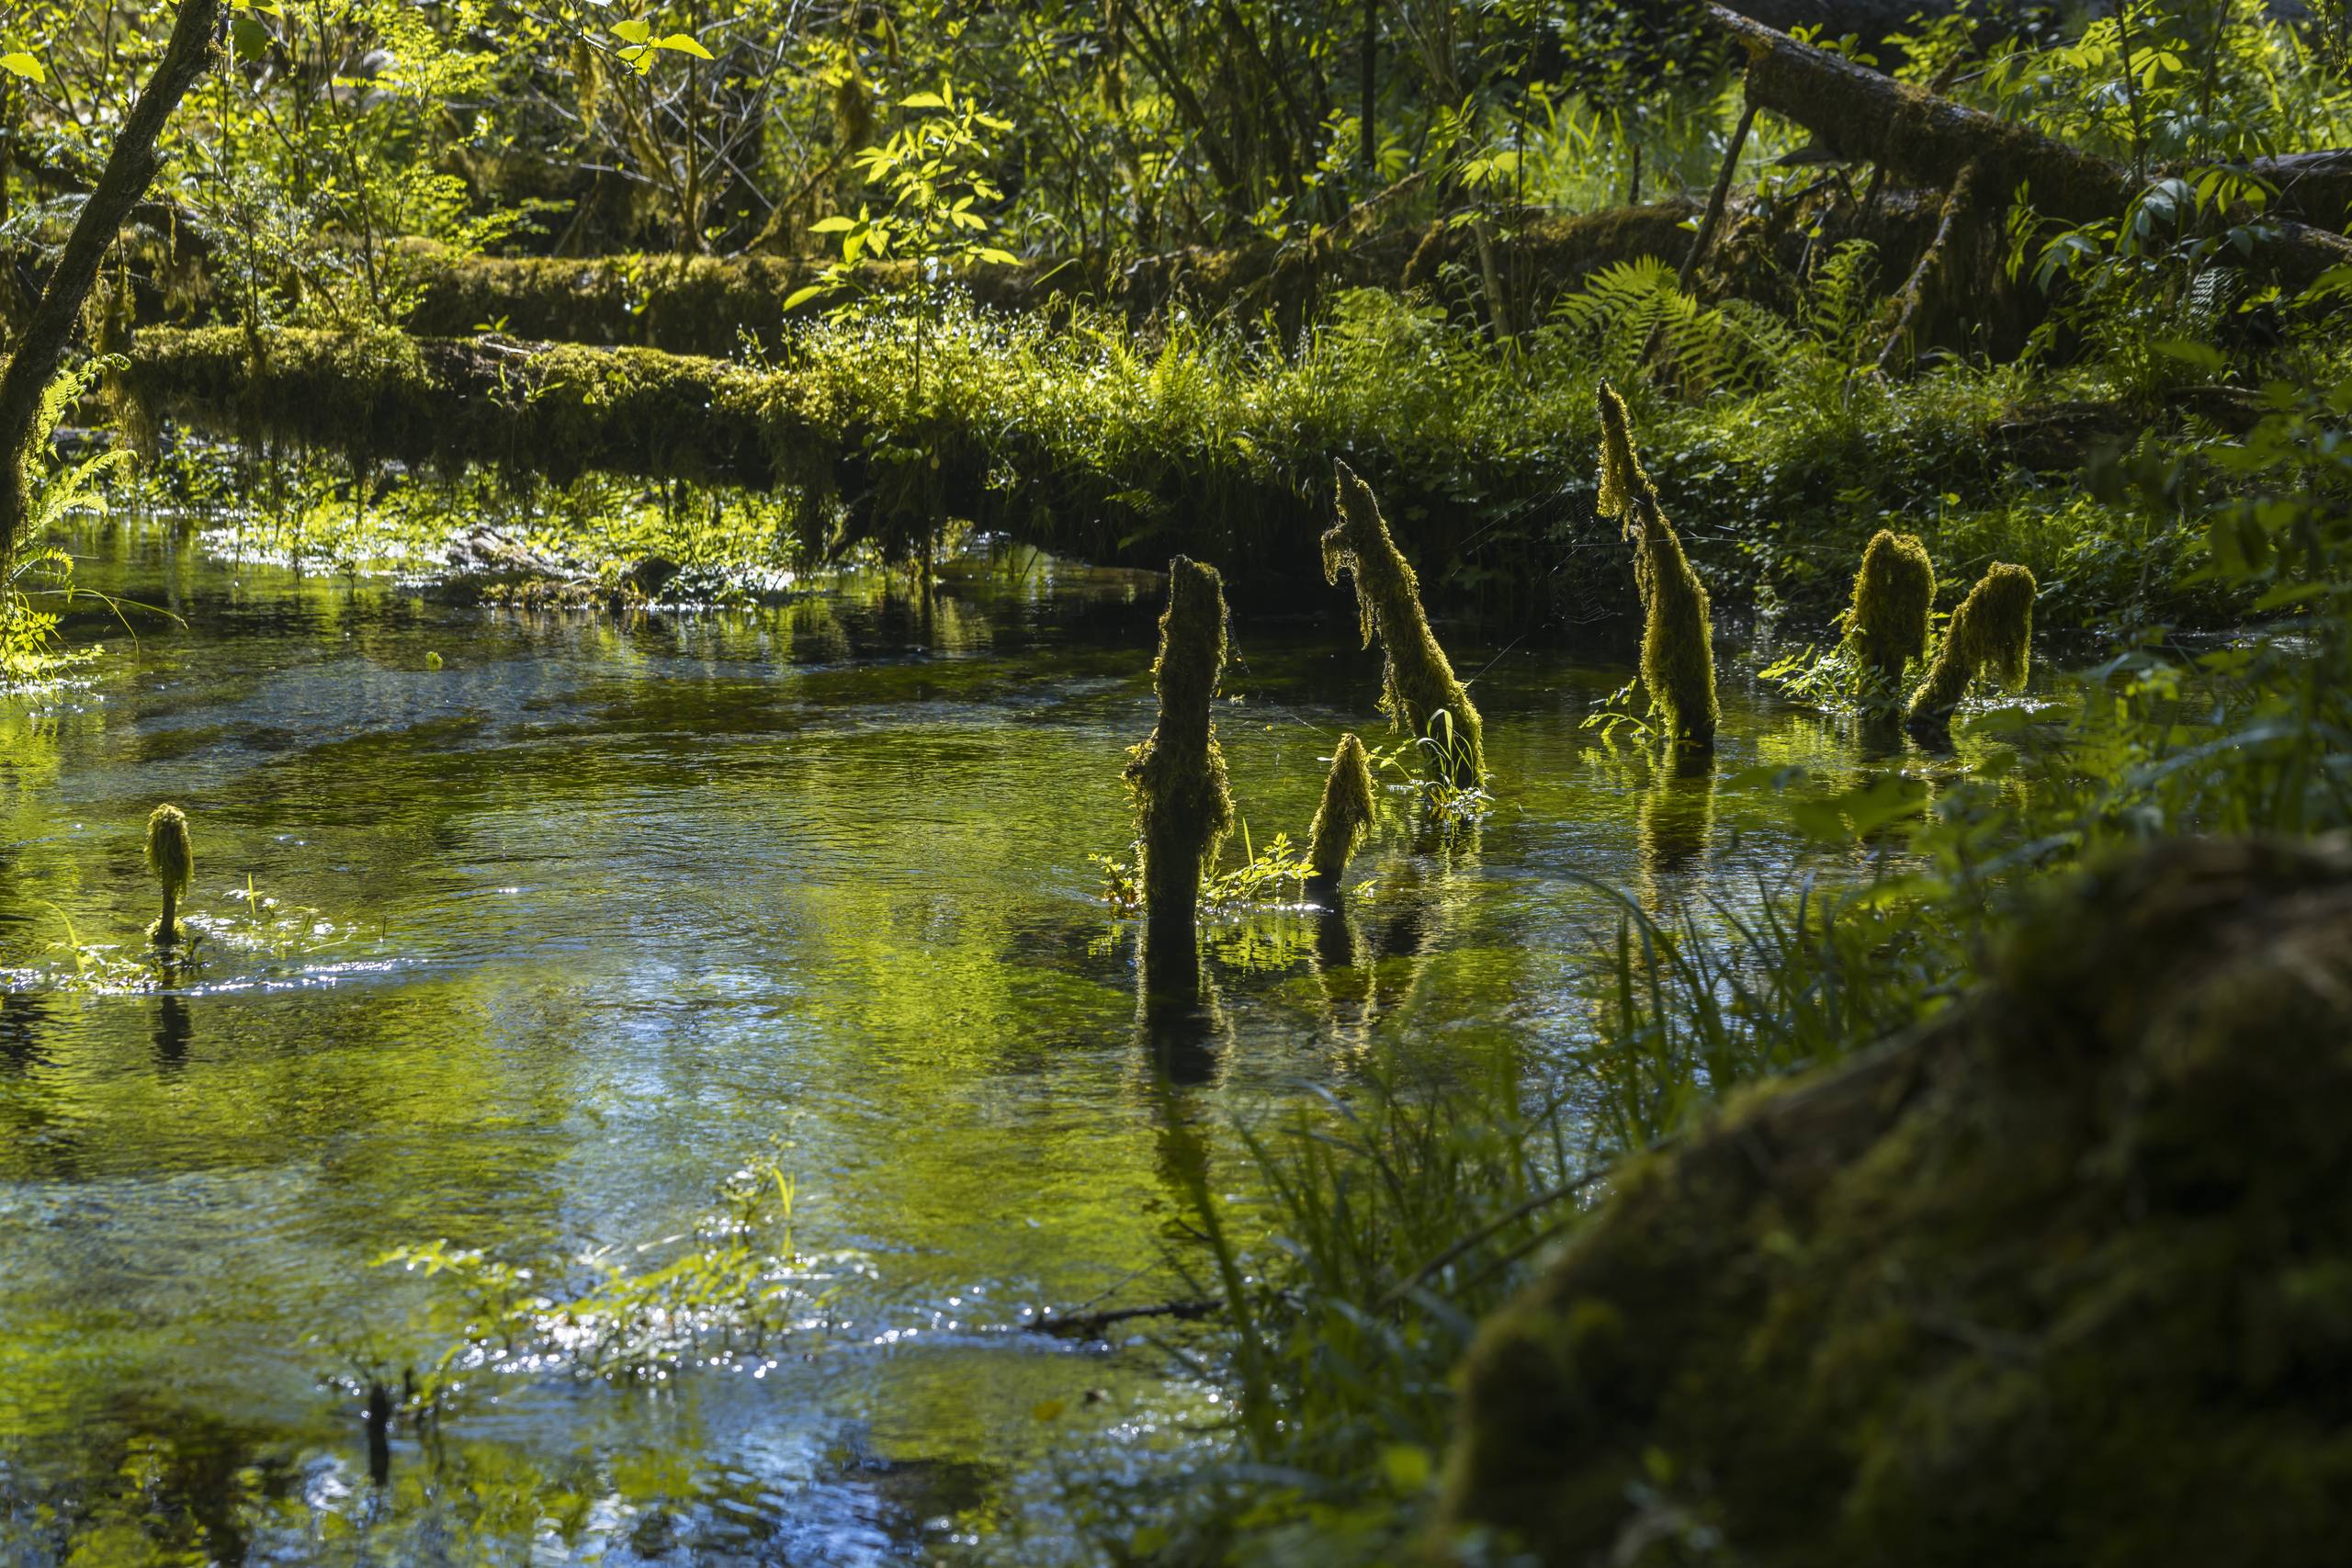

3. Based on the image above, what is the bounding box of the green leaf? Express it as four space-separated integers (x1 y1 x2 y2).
0 51 44 84
612 18 652 43
808 214 857 233
781 285 829 310
1788 775 1928 841
1382 1445 1434 1493
2153 338 2226 375
899 90 947 109
656 33 713 59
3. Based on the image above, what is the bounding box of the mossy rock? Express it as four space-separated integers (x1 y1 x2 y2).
1437 836 2352 1567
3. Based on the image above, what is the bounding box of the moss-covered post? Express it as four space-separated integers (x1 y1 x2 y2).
1906 561 2035 734
1125 557 1234 994
145 804 193 946
1597 381 1717 753
1306 732 1377 898
1849 529 1936 696
1324 462 1485 785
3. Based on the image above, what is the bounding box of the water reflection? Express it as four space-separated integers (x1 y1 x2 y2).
0 531 2053 1564
1638 752 1719 908
152 990 192 1070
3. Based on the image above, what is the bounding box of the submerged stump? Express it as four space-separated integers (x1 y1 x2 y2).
144 803 192 946
1438 836 2352 1565
1124 557 1234 996
1848 529 1936 695
1906 560 2034 733
1597 381 1717 752
1305 732 1378 897
1324 462 1485 786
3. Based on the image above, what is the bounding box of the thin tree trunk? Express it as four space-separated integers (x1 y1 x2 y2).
1678 99 1759 294
0 0 220 564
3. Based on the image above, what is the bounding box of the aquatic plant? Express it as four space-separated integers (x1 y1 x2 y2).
1848 529 1937 692
1597 380 1717 752
1306 734 1378 891
144 804 192 946
1323 461 1485 785
1124 557 1235 931
1906 561 2036 728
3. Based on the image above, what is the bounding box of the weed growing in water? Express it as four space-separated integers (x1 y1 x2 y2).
372 1153 864 1386
1366 714 1493 831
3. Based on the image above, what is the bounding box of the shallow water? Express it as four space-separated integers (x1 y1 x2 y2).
0 524 2022 1564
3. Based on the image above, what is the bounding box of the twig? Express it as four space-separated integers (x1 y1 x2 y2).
1024 1297 1223 1338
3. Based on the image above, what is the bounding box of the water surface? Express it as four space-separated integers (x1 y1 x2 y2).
0 524 2018 1563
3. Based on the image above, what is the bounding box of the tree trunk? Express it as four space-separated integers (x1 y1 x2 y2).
0 0 219 564
1705 3 2352 295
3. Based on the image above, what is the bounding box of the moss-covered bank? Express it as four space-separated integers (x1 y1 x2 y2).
1438 835 2352 1566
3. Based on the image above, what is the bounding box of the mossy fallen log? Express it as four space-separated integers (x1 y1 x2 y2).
1710 5 2352 296
396 207 1706 352
1439 835 2352 1565
118 323 1340 580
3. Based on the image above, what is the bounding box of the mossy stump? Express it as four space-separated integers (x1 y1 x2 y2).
1323 462 1484 786
144 803 192 946
1124 557 1234 993
1849 529 1936 696
1906 560 2035 733
1597 381 1716 752
1305 732 1377 897
1437 836 2352 1566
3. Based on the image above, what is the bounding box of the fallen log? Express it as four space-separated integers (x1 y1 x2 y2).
1708 4 2352 299
117 325 1354 585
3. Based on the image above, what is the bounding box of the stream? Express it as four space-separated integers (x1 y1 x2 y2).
0 521 2024 1564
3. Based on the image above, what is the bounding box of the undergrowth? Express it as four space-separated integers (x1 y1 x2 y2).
1024 355 2352 1565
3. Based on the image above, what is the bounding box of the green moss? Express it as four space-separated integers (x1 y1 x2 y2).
1597 381 1717 751
1440 837 2352 1566
1906 560 2035 727
1306 732 1378 887
1848 529 1936 693
144 803 191 946
1323 462 1485 784
1124 556 1235 930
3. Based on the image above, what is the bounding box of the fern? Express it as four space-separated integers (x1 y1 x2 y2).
1802 241 1886 372
1 356 133 689
1550 259 1804 395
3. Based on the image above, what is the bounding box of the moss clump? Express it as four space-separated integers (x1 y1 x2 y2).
1905 560 2035 727
1848 529 1936 692
1306 732 1378 889
1439 836 2352 1567
1324 462 1485 784
1596 380 1717 751
1124 556 1236 931
144 803 192 946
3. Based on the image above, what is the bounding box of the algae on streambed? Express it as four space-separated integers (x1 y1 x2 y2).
0 528 2056 1564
